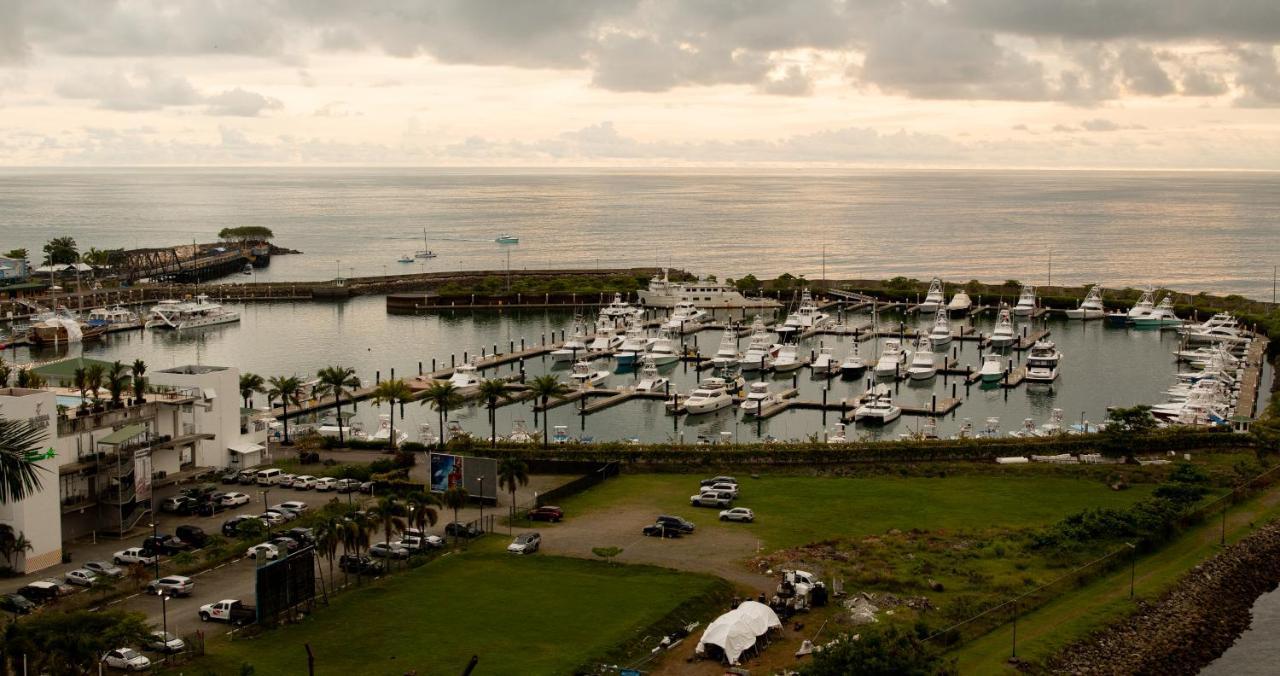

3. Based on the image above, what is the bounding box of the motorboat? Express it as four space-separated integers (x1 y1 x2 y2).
906 336 937 381
929 311 952 346
1008 417 1041 439
737 317 774 371
397 254 414 263
365 414 409 447
505 420 536 444
1039 409 1067 436
1065 285 1106 320
1024 339 1062 382
447 358 483 388
495 234 519 244
600 293 644 321
874 338 910 379
709 327 740 368
1131 296 1182 329
86 306 139 329
570 361 610 388
614 321 651 367
682 377 734 414
663 302 710 331
811 346 837 375
550 319 590 362
828 422 849 444
145 294 240 330
589 316 625 351
976 417 1002 438
989 307 1016 348
839 343 867 377
899 417 940 440
415 228 438 258
633 355 670 393
644 328 682 366
946 290 972 315
1127 287 1157 322
242 263 253 275
1013 285 1036 316
779 289 830 333
551 425 572 444
637 268 778 308
28 314 107 345
1181 313 1249 344
771 344 804 372
740 381 781 416
979 353 1005 383
316 413 363 440
853 386 901 424
919 278 945 313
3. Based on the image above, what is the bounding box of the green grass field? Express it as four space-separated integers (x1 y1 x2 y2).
555 472 1156 549
194 551 724 676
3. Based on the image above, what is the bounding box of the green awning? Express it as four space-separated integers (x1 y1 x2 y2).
99 424 147 446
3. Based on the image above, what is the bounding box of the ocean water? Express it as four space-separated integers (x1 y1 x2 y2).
2 168 1278 298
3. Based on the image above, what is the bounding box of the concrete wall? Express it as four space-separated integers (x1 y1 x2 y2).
152 365 241 469
0 389 62 573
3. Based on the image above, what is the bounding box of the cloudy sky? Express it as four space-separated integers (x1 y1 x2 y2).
1 0 1279 168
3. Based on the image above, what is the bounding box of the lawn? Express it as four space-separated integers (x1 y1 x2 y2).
193 551 725 676
554 471 1157 550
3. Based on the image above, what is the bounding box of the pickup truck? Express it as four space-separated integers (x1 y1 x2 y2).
198 599 256 626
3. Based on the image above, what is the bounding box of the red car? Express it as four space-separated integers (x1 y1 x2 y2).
527 506 564 523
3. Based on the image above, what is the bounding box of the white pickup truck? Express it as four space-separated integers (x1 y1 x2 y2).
198 599 256 625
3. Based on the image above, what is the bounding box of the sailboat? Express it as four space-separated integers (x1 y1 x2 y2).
415 229 437 258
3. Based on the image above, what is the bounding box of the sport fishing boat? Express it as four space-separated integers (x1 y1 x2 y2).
1024 339 1062 382
770 343 804 372
709 327 740 368
827 422 849 444
504 420 536 444
906 336 937 380
600 293 644 321
740 381 781 416
365 414 409 447
569 361 610 388
1182 313 1250 345
1013 285 1036 316
1131 296 1182 329
946 290 972 315
614 321 651 367
919 278 945 313
1127 287 1157 321
550 318 590 362
840 343 867 377
633 355 670 393
682 377 734 414
779 289 830 333
1065 285 1105 320
145 295 240 330
980 353 1005 383
854 385 901 424
588 316 625 351
989 307 1016 348
874 338 910 379
644 328 682 366
637 268 778 308
811 346 837 375
495 234 519 244
929 311 952 346
663 302 710 331
447 358 483 389
737 317 774 371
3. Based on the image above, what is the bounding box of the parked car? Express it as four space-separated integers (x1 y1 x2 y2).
64 569 98 587
281 527 315 546
507 532 541 555
642 523 684 538
369 542 410 559
526 506 564 522
221 515 259 537
0 593 35 614
259 510 290 525
313 477 338 491
246 543 280 560
292 475 317 490
655 515 696 533
237 470 258 485
396 534 443 552
719 507 755 523
180 484 218 500
101 648 151 672
142 534 190 555
219 492 250 507
444 522 482 539
338 554 384 575
16 581 62 603
270 537 301 553
689 491 733 508
276 474 297 488
707 482 739 497
83 560 124 578
113 548 158 566
335 478 360 493
147 575 195 597
175 525 208 548
220 469 241 484
146 630 186 654
360 481 375 493
700 475 737 487
198 599 256 625
195 498 228 517
275 500 308 513
160 495 199 514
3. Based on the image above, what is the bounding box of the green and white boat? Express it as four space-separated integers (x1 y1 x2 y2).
1130 296 1182 328
495 233 519 243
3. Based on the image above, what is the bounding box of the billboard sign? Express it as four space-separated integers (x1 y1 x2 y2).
133 450 153 502
429 453 463 493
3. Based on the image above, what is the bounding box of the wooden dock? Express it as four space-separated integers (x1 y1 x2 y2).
1235 335 1271 417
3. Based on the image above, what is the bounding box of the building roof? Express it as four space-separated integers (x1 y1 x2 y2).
99 424 148 446
159 365 228 375
229 443 265 454
30 357 118 383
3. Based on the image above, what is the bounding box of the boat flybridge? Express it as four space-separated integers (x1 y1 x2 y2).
779 289 830 333
664 302 710 331
1065 285 1105 320
906 336 937 380
929 311 952 346
569 361 610 388
644 328 682 366
740 381 782 416
1024 339 1062 382
710 327 740 368
600 293 643 321
550 318 590 362
919 278 946 313
1131 296 1182 329
989 306 1016 348
771 343 804 372
145 295 240 330
1128 287 1157 321
738 316 774 371
946 290 972 315
614 320 651 366
874 338 910 379
634 355 670 393
1014 285 1036 316
840 342 867 377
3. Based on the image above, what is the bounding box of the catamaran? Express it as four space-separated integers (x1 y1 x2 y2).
145 295 240 330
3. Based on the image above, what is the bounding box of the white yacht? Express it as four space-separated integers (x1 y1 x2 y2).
874 338 910 379
447 358 483 389
633 355 670 393
569 361 610 388
614 320 651 366
637 268 778 308
145 295 240 330
600 293 643 321
1131 296 1181 329
779 289 830 333
980 353 1005 383
811 346 837 375
854 386 901 424
737 317 774 371
771 344 804 372
919 278 946 313
840 343 867 377
505 420 536 444
366 414 409 446
1065 285 1105 320
663 302 710 331
1024 339 1062 382
946 290 972 315
644 328 682 366
827 422 849 444
1182 313 1249 345
929 311 952 346
906 336 937 380
1127 287 1157 322
588 318 625 351
414 228 438 259
989 307 1016 348
550 319 590 362
740 381 781 416
682 377 734 414
86 305 139 329
709 327 740 368
1013 285 1036 316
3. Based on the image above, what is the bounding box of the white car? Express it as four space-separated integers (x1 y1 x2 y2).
64 568 98 587
101 648 151 671
313 477 337 492
707 482 739 497
219 492 250 507
259 511 290 525
246 543 280 560
719 507 755 523
113 547 158 566
690 491 733 508
507 532 542 555
276 474 297 488
147 575 195 596
84 560 124 578
275 500 308 513
292 475 318 490
147 630 186 654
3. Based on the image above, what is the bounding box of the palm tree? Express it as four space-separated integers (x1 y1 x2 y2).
239 372 265 408
476 379 512 447
442 486 470 547
266 375 303 443
315 366 361 446
371 378 413 451
130 359 147 404
497 457 529 534
0 417 47 504
84 363 104 405
313 516 345 594
421 381 463 449
406 492 442 534
0 356 12 387
369 496 407 551
72 367 89 412
527 375 571 448
105 361 129 409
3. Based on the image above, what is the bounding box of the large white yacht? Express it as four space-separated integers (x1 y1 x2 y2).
740 381 781 416
663 302 710 331
874 338 910 378
779 289 830 334
1013 285 1036 316
946 290 972 315
1024 339 1062 382
737 317 774 371
989 307 1016 348
709 327 740 368
907 336 937 380
145 295 240 330
1065 285 1106 320
633 355 670 393
919 278 946 313
854 386 901 424
682 377 734 414
929 311 952 346
638 269 778 308
644 328 682 366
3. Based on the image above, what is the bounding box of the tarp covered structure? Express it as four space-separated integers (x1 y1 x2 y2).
695 601 781 664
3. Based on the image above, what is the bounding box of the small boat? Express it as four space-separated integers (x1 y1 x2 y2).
839 343 867 377
811 346 837 375
550 319 590 362
663 301 710 331
919 278 945 313
1131 296 1182 329
1008 417 1040 439
779 289 830 333
505 420 536 444
1024 339 1062 382
588 317 625 351
86 305 139 329
495 234 519 244
1065 285 1105 320
415 228 438 258
447 358 483 388
682 377 734 414
854 385 901 424
771 344 804 372
1013 285 1036 316
551 425 572 444
709 327 740 368
644 328 682 366
929 311 952 346
600 293 643 321
980 353 1005 383
828 422 849 444
397 254 414 263
614 321 651 367
633 355 670 393
906 336 937 380
569 361 610 388
874 338 910 379
737 317 774 371
989 307 1016 348
947 290 972 315
366 414 409 447
740 381 781 416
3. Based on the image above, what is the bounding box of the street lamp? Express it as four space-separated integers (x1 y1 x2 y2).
261 489 271 535
157 591 170 662
149 522 160 579
476 476 485 533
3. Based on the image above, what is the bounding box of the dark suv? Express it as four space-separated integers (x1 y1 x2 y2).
142 534 191 555
444 522 482 538
655 515 695 533
175 525 208 548
338 554 385 575
527 506 564 522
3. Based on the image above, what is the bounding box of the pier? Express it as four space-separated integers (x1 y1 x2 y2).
1236 335 1272 418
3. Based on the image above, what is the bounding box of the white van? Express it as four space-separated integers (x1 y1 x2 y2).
256 468 282 486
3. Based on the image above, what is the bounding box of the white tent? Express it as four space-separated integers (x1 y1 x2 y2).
696 601 782 664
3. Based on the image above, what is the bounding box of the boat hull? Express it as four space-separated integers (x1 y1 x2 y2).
1065 309 1105 320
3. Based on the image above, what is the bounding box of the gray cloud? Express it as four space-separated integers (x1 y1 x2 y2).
1233 46 1280 107
56 66 279 115
760 66 815 96
953 0 1280 43
1117 46 1175 96
204 88 283 117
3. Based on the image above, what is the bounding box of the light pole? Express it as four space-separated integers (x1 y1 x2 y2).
157 591 170 662
1125 542 1137 599
477 476 485 533
262 489 271 535
149 522 160 579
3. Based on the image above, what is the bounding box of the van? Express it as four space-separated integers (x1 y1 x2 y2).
256 468 282 486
